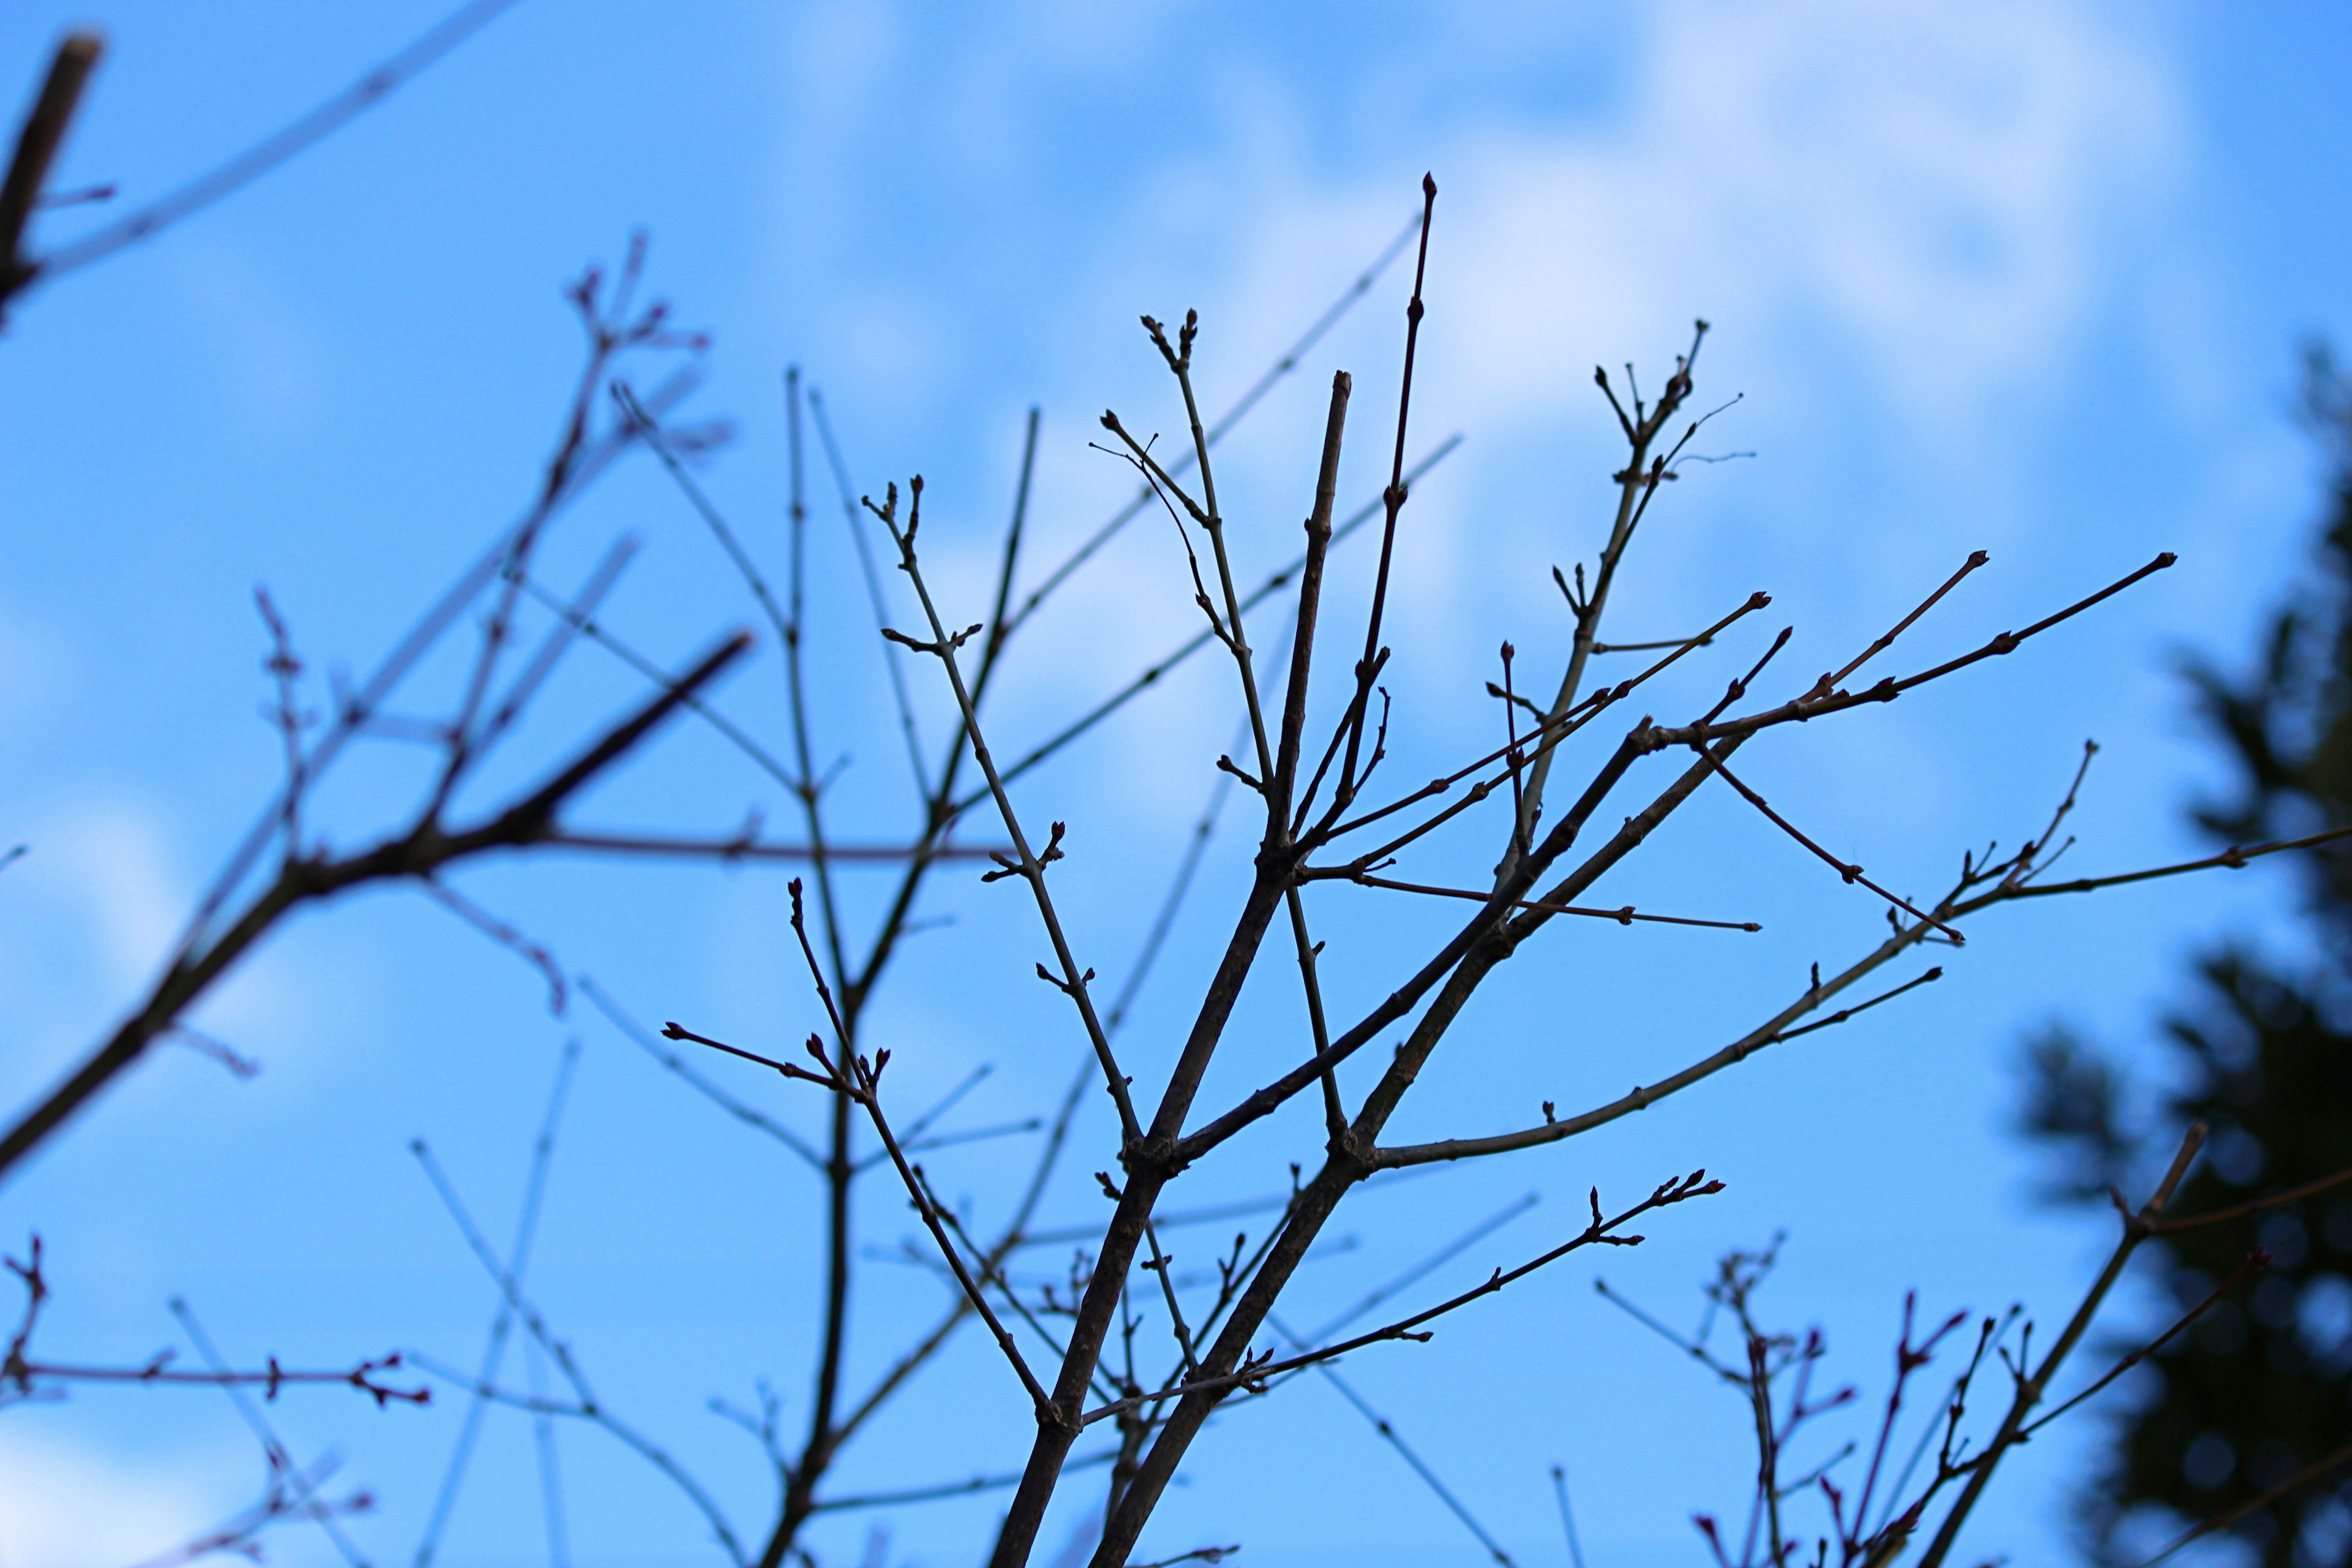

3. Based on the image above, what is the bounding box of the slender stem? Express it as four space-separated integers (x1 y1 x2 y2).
415 1038 581 1568
413 1142 750 1565
780 369 854 1001
878 487 1142 1144
179 363 699 960
1637 553 2179 756
956 438 1460 820
1177 726 1674 1167
2132 1437 2352 1568
1085 1175 1716 1568
26 0 526 293
1349 873 1759 932
1310 582 1767 854
2010 821 2352 902
1913 1125 2209 1568
1505 322 1709 881
1338 175 1439 802
809 386 932 797
999 208 1425 644
542 831 995 863
1278 372 1355 1140
0 634 748 1184
848 1058 1054 1415
970 409 1041 718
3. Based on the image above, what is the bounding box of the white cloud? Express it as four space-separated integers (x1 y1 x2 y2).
0 605 67 734
1215 0 2182 440
0 1428 225 1568
165 233 332 451
18 800 184 997
986 0 2193 795
0 795 308 1100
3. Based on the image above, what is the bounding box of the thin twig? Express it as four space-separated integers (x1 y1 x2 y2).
1552 1465 1588 1568
1638 554 2179 757
1314 587 1768 850
170 1300 371 1568
410 1140 750 1565
1350 873 1760 932
1370 958 1942 1171
809 385 931 797
178 361 703 960
2152 1163 2352 1234
999 207 1427 643
28 0 526 292
578 976 821 1167
543 830 997 863
809 1452 1117 1515
959 439 1460 816
1701 758 1963 941
1338 175 1439 804
0 631 749 1184
1082 1173 1718 1426
2129 1436 2352 1568
2008 821 2352 902
1913 1123 2209 1568
872 483 1144 1146
415 1036 581 1568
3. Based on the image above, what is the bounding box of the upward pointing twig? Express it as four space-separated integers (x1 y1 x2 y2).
1000 206 1427 643
1339 174 1439 804
1551 1464 1588 1568
870 481 1145 1148
1914 1123 2209 1568
809 386 932 799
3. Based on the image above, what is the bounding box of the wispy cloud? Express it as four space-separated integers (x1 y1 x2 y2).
0 1427 227 1568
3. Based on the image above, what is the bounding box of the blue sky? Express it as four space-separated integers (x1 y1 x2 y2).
2 2 2350 1566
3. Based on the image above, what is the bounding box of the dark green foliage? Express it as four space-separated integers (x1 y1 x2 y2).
2022 349 2352 1568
